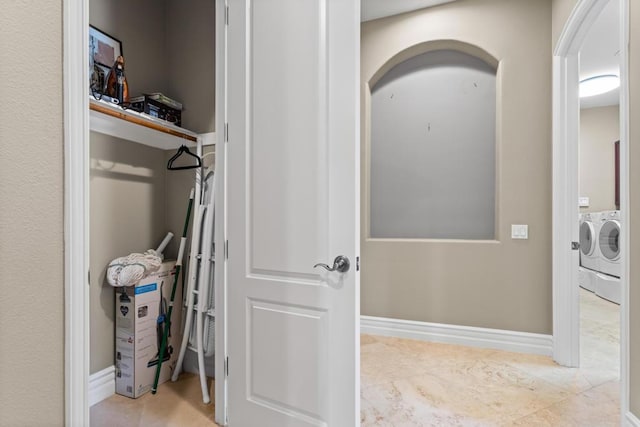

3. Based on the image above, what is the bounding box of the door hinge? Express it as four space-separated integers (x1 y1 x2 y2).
225 356 229 376
224 122 229 143
571 241 580 250
356 256 360 272
225 240 229 259
225 5 229 26
88 270 91 285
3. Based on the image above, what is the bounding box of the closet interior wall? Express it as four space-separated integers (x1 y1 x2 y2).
89 0 215 375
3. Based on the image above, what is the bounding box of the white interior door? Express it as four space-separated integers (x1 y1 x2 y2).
226 1 360 426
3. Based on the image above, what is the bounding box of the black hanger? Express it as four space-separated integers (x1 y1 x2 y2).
167 145 202 170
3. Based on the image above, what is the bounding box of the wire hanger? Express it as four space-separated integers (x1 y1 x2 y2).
167 145 202 170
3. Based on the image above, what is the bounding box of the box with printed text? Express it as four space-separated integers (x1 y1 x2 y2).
114 261 181 398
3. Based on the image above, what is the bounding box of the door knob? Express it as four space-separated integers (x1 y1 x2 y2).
314 255 350 273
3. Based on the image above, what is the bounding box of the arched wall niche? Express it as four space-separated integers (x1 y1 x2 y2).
368 39 499 88
362 39 501 241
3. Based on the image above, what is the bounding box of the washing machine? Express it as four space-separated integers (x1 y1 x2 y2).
598 210 621 277
579 211 601 272
578 266 597 292
596 272 621 304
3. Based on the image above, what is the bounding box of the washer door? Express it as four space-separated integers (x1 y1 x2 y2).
599 219 621 261
580 221 596 256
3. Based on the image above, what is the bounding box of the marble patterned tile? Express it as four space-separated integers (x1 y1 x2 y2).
93 289 620 427
361 345 433 388
508 382 620 427
361 376 493 426
486 350 593 394
361 288 620 426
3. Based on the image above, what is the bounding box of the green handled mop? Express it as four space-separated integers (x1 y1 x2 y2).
151 188 195 394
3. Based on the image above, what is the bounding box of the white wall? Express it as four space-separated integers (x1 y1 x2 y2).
579 105 619 213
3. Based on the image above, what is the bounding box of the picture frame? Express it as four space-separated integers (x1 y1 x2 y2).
89 25 123 68
89 25 123 94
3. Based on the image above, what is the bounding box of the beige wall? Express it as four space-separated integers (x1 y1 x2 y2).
90 134 169 372
91 0 170 96
361 0 553 334
0 2 64 426
630 0 640 417
167 0 216 133
579 106 619 213
552 0 579 48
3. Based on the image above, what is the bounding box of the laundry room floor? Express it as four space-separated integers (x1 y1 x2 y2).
91 289 619 426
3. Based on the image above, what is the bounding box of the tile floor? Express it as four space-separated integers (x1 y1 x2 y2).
361 288 620 426
91 288 619 426
91 374 218 427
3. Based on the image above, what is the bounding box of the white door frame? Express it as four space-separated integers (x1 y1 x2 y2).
63 0 90 424
62 1 228 425
552 0 630 419
214 0 228 424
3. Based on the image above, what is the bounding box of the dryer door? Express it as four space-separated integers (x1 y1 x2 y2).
599 220 621 261
580 221 596 256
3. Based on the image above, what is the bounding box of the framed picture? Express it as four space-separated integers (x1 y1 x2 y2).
89 25 122 68
89 25 122 93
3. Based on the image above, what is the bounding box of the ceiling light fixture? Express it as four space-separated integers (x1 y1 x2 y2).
579 74 620 98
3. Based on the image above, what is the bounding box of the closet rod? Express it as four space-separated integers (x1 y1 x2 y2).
90 101 198 142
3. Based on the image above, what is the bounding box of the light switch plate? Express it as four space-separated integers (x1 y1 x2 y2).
579 197 590 207
511 224 528 239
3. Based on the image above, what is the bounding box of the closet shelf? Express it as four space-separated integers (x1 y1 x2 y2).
90 98 199 150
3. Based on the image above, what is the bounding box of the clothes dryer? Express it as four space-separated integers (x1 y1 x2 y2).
579 211 601 272
598 210 621 277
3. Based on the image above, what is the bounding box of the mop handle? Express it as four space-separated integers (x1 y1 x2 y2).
155 232 174 256
151 188 195 395
176 189 194 267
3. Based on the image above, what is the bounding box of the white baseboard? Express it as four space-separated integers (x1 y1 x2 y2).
361 315 553 356
89 365 115 407
626 411 640 427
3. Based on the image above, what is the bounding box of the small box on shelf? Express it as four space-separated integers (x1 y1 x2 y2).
130 94 182 127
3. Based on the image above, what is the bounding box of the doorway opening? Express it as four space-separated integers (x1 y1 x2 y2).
552 0 630 420
575 0 623 416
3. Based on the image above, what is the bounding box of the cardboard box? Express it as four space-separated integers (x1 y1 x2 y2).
115 261 181 398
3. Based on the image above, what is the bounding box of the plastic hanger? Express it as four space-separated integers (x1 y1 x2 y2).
167 145 202 170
